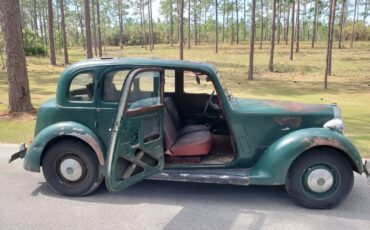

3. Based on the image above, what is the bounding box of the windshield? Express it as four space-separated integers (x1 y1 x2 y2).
216 71 233 99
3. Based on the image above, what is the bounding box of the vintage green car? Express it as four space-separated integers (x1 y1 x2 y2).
10 58 369 209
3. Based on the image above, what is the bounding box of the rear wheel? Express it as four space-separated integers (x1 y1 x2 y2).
42 140 103 196
286 148 354 209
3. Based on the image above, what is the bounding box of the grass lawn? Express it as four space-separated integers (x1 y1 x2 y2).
0 42 369 157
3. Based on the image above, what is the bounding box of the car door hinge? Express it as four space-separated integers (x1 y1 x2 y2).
95 121 99 127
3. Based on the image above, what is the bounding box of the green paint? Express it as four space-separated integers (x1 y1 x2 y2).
22 58 364 189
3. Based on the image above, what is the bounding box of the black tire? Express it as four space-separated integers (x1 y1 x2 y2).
286 148 354 209
42 140 103 196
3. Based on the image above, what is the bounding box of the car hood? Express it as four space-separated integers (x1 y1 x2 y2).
230 98 335 116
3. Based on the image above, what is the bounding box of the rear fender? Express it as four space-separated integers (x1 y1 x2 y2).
23 121 106 172
249 128 363 185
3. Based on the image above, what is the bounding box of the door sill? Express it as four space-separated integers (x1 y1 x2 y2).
147 168 250 186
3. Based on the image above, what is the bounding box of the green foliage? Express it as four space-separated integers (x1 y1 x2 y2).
22 29 46 56
24 46 47 56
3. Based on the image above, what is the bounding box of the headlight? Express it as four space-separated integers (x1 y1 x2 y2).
324 118 344 132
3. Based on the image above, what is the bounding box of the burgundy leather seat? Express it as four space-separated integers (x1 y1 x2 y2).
163 106 212 156
164 97 209 136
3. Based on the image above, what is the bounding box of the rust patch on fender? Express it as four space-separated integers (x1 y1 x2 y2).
263 100 327 113
303 137 348 152
274 117 303 128
69 132 105 165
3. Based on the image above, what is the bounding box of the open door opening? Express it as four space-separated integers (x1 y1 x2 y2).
162 69 236 165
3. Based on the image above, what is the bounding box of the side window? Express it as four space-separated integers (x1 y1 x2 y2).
69 72 94 101
183 71 215 94
127 71 161 111
103 70 129 102
164 69 175 93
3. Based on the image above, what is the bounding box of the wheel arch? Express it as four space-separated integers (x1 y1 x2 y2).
23 121 106 172
249 128 363 185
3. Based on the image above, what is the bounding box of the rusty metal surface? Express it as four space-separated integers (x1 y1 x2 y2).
273 117 303 128
262 100 327 113
148 168 250 186
302 137 348 152
68 130 105 165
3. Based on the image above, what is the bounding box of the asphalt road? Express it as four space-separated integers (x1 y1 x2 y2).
0 144 369 230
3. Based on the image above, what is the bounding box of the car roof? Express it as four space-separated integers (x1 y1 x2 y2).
64 58 217 74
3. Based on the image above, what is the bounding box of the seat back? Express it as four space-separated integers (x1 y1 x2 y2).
163 105 178 148
164 97 181 129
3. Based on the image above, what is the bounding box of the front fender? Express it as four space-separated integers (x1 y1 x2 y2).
249 128 363 185
23 121 106 172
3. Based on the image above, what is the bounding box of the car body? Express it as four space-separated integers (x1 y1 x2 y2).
11 58 369 209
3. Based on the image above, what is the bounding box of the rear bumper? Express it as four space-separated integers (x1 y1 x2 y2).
364 160 370 184
8 143 26 164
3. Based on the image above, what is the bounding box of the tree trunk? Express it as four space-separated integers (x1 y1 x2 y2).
277 0 281 44
60 0 69 64
179 0 184 60
350 0 357 48
302 0 306 41
170 0 174 47
39 2 45 48
194 0 198 45
231 0 234 45
47 0 56 65
42 3 48 46
0 0 34 112
56 0 62 54
311 0 318 48
91 0 97 56
96 0 102 56
139 0 146 49
33 0 38 36
118 0 124 50
188 0 191 49
243 0 247 41
325 0 337 89
364 0 368 24
338 0 346 49
248 0 256 80
259 0 263 49
285 5 290 45
148 0 154 51
327 0 337 75
295 0 300 52
75 1 86 50
215 0 218 53
222 0 225 42
265 1 269 40
290 1 295 60
236 0 239 44
269 0 276 71
84 0 93 58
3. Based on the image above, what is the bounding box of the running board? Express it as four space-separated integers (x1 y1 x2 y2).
148 168 250 186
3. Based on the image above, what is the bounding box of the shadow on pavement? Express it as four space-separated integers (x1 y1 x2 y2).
30 177 370 228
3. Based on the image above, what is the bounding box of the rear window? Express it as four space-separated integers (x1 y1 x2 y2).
68 72 94 101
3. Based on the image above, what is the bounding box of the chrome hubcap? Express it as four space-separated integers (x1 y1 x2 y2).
306 168 334 193
59 158 83 182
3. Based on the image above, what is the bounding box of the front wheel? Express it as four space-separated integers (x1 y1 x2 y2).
286 148 354 209
42 140 103 196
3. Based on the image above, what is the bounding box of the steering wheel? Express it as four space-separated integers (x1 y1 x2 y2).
204 90 216 114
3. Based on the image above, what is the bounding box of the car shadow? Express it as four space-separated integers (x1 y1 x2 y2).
31 177 370 228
